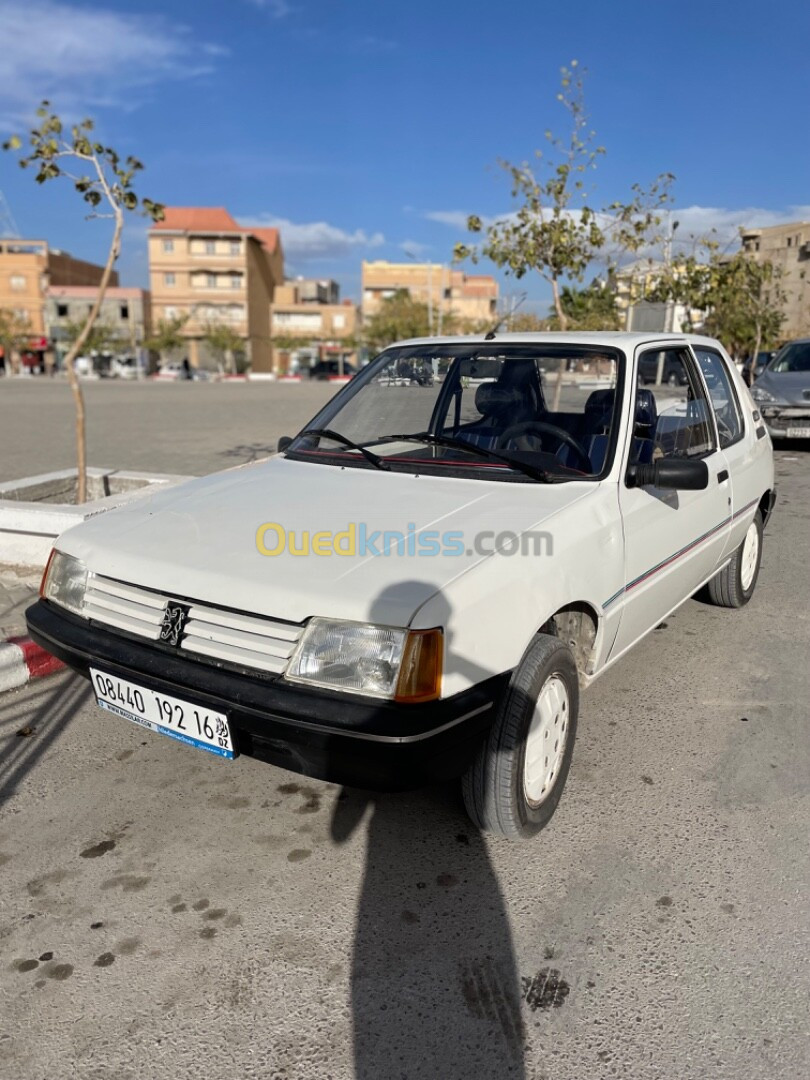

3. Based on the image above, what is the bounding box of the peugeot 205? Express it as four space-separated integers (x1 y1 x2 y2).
27 333 775 839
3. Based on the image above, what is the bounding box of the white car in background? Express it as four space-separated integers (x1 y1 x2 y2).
29 333 774 840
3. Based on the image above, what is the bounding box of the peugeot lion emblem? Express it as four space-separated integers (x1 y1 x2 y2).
159 602 190 646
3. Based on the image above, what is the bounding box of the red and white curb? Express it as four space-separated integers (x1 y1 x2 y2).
0 636 65 693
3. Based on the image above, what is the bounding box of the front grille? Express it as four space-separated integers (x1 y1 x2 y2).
84 573 303 676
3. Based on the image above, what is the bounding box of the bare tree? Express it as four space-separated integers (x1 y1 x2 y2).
4 103 163 502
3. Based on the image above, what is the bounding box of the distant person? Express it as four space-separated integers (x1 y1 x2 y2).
181 357 191 380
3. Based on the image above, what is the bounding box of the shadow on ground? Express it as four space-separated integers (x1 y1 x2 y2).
332 785 527 1079
0 672 90 804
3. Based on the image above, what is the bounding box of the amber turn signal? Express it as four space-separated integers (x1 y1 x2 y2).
394 628 443 703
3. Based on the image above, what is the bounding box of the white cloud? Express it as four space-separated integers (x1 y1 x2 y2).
244 215 384 260
0 1 225 125
426 204 810 252
666 204 810 250
424 210 475 230
247 0 293 16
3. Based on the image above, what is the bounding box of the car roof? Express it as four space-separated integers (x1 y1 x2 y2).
385 331 725 350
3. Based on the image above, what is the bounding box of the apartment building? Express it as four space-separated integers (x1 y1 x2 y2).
740 221 810 339
271 277 357 371
46 286 152 363
0 238 116 367
614 259 702 333
148 207 284 372
361 260 498 329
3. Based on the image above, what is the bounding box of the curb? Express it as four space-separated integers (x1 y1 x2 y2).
0 636 65 694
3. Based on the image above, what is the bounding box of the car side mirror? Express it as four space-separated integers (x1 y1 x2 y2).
277 435 293 453
628 458 709 490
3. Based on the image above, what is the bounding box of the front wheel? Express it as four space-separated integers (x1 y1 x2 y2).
706 510 763 608
462 634 579 840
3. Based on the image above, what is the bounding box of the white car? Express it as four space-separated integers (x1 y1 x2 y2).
29 333 774 839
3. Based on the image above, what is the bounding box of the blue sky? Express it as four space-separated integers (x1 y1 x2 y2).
1 0 809 312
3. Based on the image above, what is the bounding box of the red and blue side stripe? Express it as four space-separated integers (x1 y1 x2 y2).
602 498 760 610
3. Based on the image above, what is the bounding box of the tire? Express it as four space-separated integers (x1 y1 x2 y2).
461 634 579 840
706 510 763 608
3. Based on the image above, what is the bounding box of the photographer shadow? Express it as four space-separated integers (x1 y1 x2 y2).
329 582 526 1079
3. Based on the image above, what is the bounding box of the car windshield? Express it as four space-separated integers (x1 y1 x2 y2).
769 342 810 374
286 343 625 482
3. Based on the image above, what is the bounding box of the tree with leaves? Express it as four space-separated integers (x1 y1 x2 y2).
3 102 163 502
58 317 122 359
549 279 620 330
0 308 32 376
144 314 188 365
454 63 673 332
362 290 457 352
647 246 785 358
201 320 245 374
704 254 785 362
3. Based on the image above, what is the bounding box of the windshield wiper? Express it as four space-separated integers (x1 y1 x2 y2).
361 432 554 483
297 428 390 471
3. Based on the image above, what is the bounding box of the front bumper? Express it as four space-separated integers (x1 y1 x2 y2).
760 407 810 439
26 600 505 791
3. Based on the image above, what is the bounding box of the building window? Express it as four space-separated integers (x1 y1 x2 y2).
230 274 241 289
120 304 129 319
10 274 26 291
333 314 346 330
787 237 793 248
164 307 178 320
162 239 174 253
272 311 323 331
205 240 216 255
207 274 218 289
56 303 69 318
230 241 241 256
164 272 176 286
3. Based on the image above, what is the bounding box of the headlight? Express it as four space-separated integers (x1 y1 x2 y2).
750 386 781 404
285 617 442 702
40 550 88 616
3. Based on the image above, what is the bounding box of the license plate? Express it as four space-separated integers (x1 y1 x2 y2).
786 427 810 438
90 668 235 759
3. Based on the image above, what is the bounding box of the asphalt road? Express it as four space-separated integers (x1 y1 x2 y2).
0 446 808 1079
0 379 339 481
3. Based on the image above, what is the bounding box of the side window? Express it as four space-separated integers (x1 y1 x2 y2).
693 347 744 449
637 347 716 460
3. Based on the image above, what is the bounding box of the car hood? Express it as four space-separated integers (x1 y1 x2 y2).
755 369 810 405
58 456 590 626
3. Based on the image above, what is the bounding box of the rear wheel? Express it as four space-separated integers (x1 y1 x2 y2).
462 634 579 840
706 510 763 608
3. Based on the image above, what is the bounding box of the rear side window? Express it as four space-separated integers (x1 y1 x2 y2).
693 347 744 449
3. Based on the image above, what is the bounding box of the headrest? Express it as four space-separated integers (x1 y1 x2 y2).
585 388 615 415
475 382 525 417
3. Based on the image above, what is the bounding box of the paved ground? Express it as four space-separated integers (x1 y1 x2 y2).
0 446 808 1079
0 379 338 481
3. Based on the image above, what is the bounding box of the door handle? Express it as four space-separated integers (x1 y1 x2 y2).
717 469 729 484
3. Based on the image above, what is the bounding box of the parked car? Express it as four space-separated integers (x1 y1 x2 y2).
637 349 688 386
309 359 356 380
749 338 810 440
742 350 774 387
28 332 774 840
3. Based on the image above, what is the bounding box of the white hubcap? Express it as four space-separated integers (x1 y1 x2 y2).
741 521 759 591
524 675 569 806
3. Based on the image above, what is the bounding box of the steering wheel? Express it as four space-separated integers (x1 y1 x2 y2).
497 420 592 470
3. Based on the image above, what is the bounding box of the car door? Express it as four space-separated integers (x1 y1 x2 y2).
609 345 731 658
691 343 763 557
